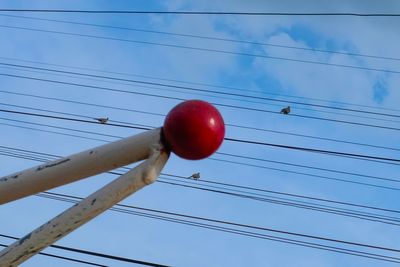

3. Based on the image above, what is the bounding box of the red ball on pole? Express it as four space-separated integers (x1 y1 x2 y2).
163 100 225 160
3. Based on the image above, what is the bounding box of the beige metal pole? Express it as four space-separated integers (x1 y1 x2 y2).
0 144 169 267
0 128 161 205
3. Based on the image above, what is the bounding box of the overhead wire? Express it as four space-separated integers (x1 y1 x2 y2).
2 219 400 265
0 9 399 16
1 132 400 222
156 179 400 226
216 152 400 183
3 67 400 126
31 193 400 253
1 56 399 114
6 141 400 259
209 158 400 191
160 173 400 214
0 243 109 267
1 61 400 120
224 137 400 163
1 89 399 152
1 24 400 76
2 72 400 132
4 145 400 263
2 144 400 226
1 14 400 62
2 116 398 185
0 235 169 267
3 120 396 190
25 192 400 261
1 105 399 166
7 190 398 263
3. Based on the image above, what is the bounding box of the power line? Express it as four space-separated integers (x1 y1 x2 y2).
0 90 164 117
2 62 400 119
209 158 400 191
5 108 389 183
6 142 400 260
0 142 399 221
2 56 399 114
2 146 400 226
1 14 399 62
0 235 169 267
26 192 400 254
2 121 400 195
10 142 400 226
3 72 399 129
0 9 399 16
2 72 400 132
1 90 399 153
3 65 400 125
0 108 151 131
1 106 399 165
22 190 400 263
1 24 400 75
3 116 397 184
2 218 400 265
161 173 400 214
225 123 400 152
0 121 111 143
224 137 400 163
0 102 153 130
157 179 400 226
216 152 400 183
2 142 400 230
0 243 109 267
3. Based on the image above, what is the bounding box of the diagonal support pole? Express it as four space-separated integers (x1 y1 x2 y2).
0 128 162 205
0 143 169 267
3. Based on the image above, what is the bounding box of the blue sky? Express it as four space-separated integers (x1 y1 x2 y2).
0 0 400 266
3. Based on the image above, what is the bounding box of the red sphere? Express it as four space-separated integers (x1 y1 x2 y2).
163 100 225 160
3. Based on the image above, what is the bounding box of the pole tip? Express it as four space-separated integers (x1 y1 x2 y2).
163 100 225 160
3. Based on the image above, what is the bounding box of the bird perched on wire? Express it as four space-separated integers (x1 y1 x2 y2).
280 106 291 115
96 117 109 124
188 172 200 180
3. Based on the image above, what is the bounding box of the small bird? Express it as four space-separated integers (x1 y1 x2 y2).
96 117 109 124
188 172 200 180
280 106 291 115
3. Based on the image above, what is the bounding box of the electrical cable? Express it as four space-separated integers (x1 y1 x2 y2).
1 62 399 119
1 14 399 62
0 9 399 16
26 192 400 254
224 137 400 163
0 71 398 125
2 72 400 132
1 90 399 152
1 24 400 76
0 243 109 267
2 139 400 221
23 195 400 265
156 179 400 226
2 116 398 186
1 106 399 166
216 152 400 183
0 235 169 267
2 147 400 226
1 56 399 114
161 173 400 214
